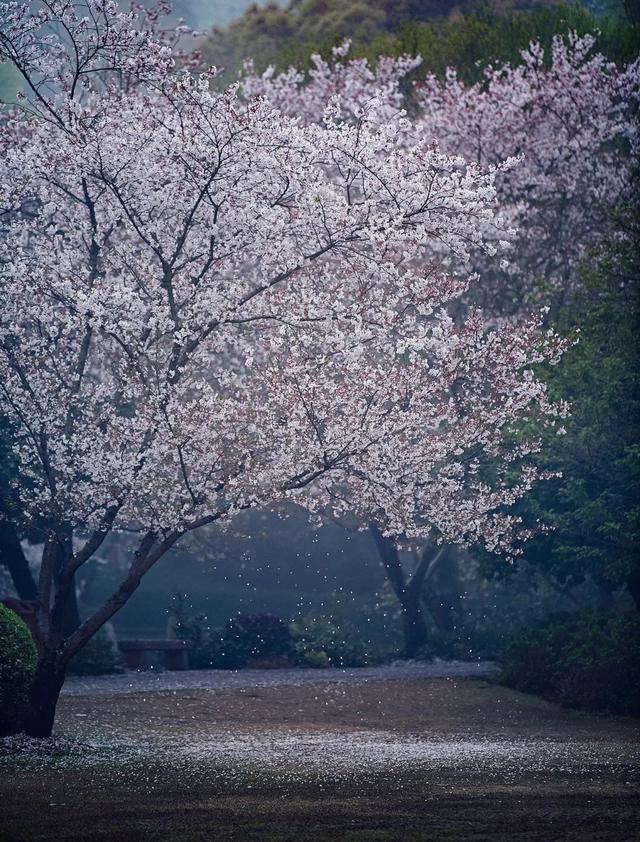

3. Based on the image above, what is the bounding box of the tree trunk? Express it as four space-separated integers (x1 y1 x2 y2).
627 568 640 612
22 651 66 738
59 574 81 636
422 549 462 633
49 524 81 635
400 593 430 658
369 524 431 658
0 521 37 599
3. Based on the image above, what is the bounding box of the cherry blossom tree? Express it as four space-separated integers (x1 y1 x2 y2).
415 33 640 313
240 33 638 650
241 39 421 125
1 1 564 736
244 35 639 314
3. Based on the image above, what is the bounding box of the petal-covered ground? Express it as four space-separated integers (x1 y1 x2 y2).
1 668 638 841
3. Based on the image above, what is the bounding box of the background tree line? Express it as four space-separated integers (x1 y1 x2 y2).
200 0 639 82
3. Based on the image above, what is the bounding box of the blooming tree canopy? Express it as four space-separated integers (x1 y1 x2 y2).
244 35 639 313
0 2 564 733
415 33 640 310
241 39 422 124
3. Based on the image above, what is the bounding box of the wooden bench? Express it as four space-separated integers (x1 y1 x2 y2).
117 639 191 671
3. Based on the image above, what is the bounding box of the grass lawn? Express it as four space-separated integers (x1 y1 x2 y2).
1 676 638 841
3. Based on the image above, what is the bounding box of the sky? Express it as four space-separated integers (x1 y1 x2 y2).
148 0 279 30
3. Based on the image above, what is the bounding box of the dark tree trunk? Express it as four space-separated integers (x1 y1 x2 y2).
60 574 81 636
50 524 81 635
23 651 66 738
422 549 462 633
400 593 430 658
18 524 192 737
369 523 431 658
0 520 37 600
627 568 640 611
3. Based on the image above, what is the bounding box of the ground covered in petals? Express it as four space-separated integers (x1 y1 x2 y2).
1 669 638 841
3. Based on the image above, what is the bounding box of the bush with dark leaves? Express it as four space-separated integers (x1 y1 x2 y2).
0 604 36 735
217 613 293 668
501 611 640 715
291 616 372 668
67 632 124 676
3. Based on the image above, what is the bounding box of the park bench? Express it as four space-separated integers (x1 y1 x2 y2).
118 639 191 671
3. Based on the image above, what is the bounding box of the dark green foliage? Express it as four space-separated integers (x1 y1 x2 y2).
361 3 639 83
67 633 124 676
0 604 36 735
201 2 296 81
171 598 378 669
217 613 294 668
171 597 265 669
414 624 506 662
176 609 294 669
291 616 373 667
500 198 640 608
297 648 332 668
501 611 640 714
200 1 639 84
172 606 216 669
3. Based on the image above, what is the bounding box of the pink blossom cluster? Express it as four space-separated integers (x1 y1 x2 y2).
415 33 639 310
241 39 422 124
243 34 639 313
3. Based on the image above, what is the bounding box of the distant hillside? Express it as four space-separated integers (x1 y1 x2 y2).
199 0 638 84
199 0 564 78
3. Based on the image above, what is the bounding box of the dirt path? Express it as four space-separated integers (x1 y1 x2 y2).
1 675 638 841
60 661 499 696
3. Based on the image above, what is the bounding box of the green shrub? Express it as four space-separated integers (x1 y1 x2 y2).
414 623 506 662
300 649 332 668
217 613 294 668
0 604 36 735
173 605 295 669
202 2 639 85
292 616 373 668
172 603 377 670
172 608 217 669
67 633 124 676
501 611 640 715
